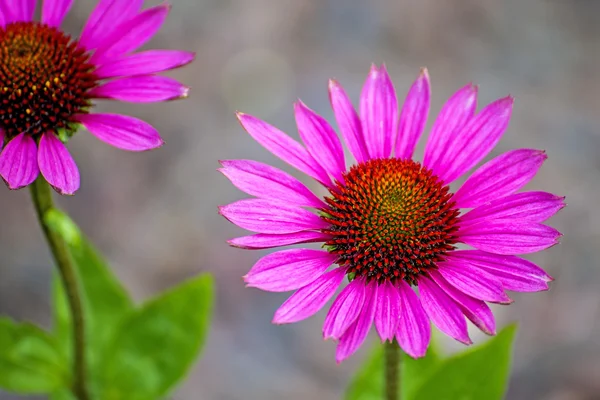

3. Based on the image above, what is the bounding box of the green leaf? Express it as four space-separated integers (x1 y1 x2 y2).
0 317 68 393
410 325 517 400
97 274 214 400
401 340 442 399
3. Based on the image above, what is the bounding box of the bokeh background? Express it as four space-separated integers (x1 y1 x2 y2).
1 0 598 399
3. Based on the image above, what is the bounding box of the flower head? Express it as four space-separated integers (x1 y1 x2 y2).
0 0 194 194
220 64 564 362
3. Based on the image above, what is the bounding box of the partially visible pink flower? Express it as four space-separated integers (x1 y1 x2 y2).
0 0 194 194
220 65 564 362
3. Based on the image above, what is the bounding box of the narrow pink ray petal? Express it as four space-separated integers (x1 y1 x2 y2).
429 270 496 335
94 50 196 79
461 191 566 226
228 231 329 250
0 133 39 190
374 281 401 342
328 79 369 163
75 113 163 151
219 159 326 208
219 199 328 234
436 260 512 303
89 76 189 103
423 83 478 173
436 96 514 184
294 101 345 184
3 0 35 22
418 276 471 345
472 265 549 292
453 149 547 208
236 112 332 187
395 68 431 160
244 249 337 292
273 267 345 324
38 132 79 195
360 64 398 159
458 220 561 255
0 7 5 26
336 281 378 363
396 281 431 358
323 278 366 340
91 4 170 65
42 0 74 27
79 0 143 50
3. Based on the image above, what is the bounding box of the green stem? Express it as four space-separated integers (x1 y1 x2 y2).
384 341 400 400
30 178 89 400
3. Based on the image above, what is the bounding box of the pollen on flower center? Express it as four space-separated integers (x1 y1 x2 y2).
322 158 460 286
0 21 98 139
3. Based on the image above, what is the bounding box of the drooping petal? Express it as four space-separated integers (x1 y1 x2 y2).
374 281 401 342
0 133 39 189
395 68 431 160
294 101 345 184
79 0 143 50
236 113 332 187
219 199 327 234
436 260 512 303
453 149 547 208
89 76 189 103
228 231 330 250
38 133 80 195
2 0 36 22
418 276 471 345
42 0 73 27
336 281 378 363
328 79 368 163
273 267 345 324
396 281 431 358
323 278 366 340
461 191 565 226
360 64 398 159
94 50 196 79
458 220 561 255
75 113 163 151
423 83 478 174
244 249 337 292
429 270 496 335
434 96 514 184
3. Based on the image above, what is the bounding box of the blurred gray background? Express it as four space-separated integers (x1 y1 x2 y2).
0 0 598 399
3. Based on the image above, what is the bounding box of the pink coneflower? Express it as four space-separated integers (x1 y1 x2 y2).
220 64 564 363
0 0 193 194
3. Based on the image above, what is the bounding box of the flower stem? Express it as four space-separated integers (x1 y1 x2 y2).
30 178 89 400
384 340 400 400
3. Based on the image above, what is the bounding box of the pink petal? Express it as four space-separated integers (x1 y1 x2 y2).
336 281 378 363
94 50 196 79
0 133 39 189
294 101 345 184
435 96 514 184
79 0 143 50
374 281 401 342
219 199 328 234
236 113 332 187
360 64 398 159
458 220 561 255
328 79 368 163
244 249 337 292
89 76 189 103
428 270 496 335
453 149 547 209
38 133 80 195
75 113 163 151
42 0 73 27
323 278 366 340
396 281 431 358
436 260 512 303
418 276 471 345
472 265 549 292
395 68 431 160
461 191 565 226
228 231 330 250
423 83 478 174
272 267 345 324
2 0 35 22
219 159 326 208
